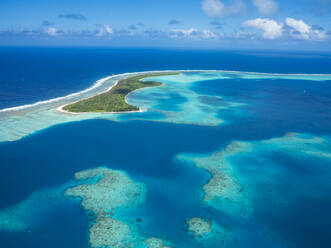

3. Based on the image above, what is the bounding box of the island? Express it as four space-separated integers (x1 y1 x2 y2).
62 72 179 113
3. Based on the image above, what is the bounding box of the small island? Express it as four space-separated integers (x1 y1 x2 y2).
62 72 179 113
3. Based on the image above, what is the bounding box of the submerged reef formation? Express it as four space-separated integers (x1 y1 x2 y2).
186 217 232 245
176 132 331 220
144 238 172 248
65 167 173 248
63 72 178 113
261 132 331 160
187 217 211 237
0 166 173 248
89 215 131 248
65 167 146 247
65 167 146 213
1 132 330 247
128 74 244 126
176 141 253 218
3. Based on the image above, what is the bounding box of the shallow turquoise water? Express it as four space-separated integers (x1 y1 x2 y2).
0 71 331 248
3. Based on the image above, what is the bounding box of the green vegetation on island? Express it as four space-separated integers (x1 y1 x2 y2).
63 72 179 113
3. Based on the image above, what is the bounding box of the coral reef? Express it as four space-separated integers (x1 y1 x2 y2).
65 167 147 248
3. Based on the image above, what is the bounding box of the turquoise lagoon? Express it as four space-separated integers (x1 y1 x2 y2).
0 71 331 248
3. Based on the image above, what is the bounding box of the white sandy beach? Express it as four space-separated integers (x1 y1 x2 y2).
56 71 170 115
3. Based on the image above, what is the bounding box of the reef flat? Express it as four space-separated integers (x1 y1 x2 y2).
186 217 232 245
65 167 146 213
144 238 172 248
65 167 174 248
132 73 244 126
177 132 331 220
65 167 146 247
0 166 174 247
187 217 211 237
176 141 253 218
260 132 331 160
62 72 179 113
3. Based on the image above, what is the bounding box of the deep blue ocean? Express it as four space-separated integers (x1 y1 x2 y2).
0 48 331 248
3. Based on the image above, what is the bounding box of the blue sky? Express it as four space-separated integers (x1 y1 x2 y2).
1 0 331 50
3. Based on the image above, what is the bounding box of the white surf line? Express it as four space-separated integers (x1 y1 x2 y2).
1 69 331 114
0 76 112 113
56 80 120 115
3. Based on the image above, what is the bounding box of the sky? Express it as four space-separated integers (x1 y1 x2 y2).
1 0 331 50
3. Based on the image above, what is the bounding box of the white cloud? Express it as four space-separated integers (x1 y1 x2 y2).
285 17 311 40
285 17 327 41
96 24 114 37
285 18 310 34
253 0 278 16
242 17 328 41
46 27 60 36
201 0 244 18
243 18 283 39
170 28 217 39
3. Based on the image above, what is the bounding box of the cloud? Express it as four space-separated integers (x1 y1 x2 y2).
96 24 114 37
45 27 65 36
252 0 278 16
243 18 283 39
168 19 181 25
210 20 225 29
58 13 87 21
242 17 328 41
170 28 217 39
201 0 244 18
285 17 327 40
45 27 58 36
285 17 310 35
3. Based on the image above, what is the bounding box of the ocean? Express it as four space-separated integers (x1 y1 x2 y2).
0 47 331 248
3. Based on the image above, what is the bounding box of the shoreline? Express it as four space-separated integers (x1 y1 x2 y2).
56 80 121 115
1 69 331 114
56 76 164 115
